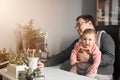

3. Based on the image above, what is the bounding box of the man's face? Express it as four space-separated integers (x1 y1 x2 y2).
76 18 94 36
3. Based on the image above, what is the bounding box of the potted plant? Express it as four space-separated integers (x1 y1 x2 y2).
27 49 39 71
19 19 45 49
18 68 45 80
7 50 28 79
7 50 28 65
0 48 8 63
18 19 48 71
18 19 47 58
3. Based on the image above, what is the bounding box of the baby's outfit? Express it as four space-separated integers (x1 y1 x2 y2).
70 42 101 78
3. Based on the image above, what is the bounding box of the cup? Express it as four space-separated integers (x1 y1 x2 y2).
28 57 39 71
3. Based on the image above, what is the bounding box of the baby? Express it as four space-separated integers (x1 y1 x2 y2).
70 29 101 78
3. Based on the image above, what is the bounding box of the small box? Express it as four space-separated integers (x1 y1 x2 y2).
7 64 28 79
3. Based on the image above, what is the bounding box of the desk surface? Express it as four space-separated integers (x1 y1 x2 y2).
0 67 96 80
0 68 15 80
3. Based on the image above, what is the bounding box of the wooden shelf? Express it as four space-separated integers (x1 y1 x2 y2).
0 61 9 69
96 0 120 25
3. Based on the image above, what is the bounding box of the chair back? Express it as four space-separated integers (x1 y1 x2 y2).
95 25 120 80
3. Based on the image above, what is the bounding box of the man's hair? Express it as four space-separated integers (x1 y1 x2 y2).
81 29 97 39
76 14 95 26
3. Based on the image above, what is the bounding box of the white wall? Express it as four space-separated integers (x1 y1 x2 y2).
0 0 43 51
39 0 82 56
0 0 95 56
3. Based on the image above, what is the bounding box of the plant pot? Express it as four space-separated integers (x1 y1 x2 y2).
33 76 45 80
25 76 45 80
26 75 33 80
7 64 28 79
28 57 39 71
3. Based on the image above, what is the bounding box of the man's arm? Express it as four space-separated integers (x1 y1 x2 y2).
44 39 79 67
99 33 115 66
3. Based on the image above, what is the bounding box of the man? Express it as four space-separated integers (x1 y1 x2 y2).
38 15 115 80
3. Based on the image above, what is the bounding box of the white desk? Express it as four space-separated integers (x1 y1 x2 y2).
0 69 15 80
0 67 97 80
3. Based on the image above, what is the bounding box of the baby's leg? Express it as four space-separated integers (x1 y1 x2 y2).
86 66 97 78
86 72 97 78
70 64 77 73
77 62 91 75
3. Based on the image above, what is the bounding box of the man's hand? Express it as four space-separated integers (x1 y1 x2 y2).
38 61 44 68
77 51 90 62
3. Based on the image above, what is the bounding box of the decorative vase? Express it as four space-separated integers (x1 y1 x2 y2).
28 57 39 71
97 9 102 18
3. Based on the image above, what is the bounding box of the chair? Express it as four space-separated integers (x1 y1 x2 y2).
95 25 120 80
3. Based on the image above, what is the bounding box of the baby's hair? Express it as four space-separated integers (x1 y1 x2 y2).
81 29 97 39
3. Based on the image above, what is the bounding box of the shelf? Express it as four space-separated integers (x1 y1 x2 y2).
96 0 120 25
0 61 9 69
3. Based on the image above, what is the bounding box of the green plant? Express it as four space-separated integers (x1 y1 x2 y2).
33 68 41 77
7 50 28 65
25 68 42 80
18 68 33 80
7 50 16 64
18 68 44 80
16 50 28 65
19 19 41 49
18 19 47 58
25 68 33 76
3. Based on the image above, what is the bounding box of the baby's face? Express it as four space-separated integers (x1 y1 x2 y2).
81 33 96 48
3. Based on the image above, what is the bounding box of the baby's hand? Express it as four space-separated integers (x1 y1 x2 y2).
87 65 97 73
86 65 97 78
38 61 44 68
